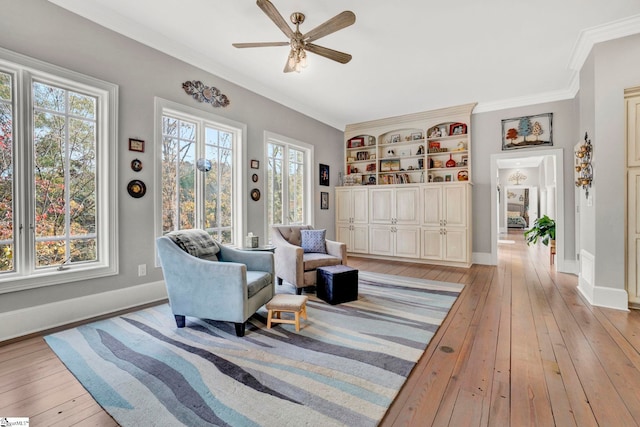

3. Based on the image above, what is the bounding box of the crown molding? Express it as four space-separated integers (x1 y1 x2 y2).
473 85 577 114
568 14 640 71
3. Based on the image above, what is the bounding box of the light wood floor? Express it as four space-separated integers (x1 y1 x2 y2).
2 232 640 426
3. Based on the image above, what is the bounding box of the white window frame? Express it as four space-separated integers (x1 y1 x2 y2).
154 98 246 253
0 47 118 293
263 131 314 240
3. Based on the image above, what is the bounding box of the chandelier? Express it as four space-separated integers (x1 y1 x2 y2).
508 170 527 185
575 132 593 198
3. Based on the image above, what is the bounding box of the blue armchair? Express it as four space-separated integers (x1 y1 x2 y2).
156 229 274 337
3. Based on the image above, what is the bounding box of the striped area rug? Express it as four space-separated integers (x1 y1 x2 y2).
45 271 463 427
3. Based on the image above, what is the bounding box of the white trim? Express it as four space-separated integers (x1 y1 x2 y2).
577 250 629 310
474 87 577 115
0 281 167 342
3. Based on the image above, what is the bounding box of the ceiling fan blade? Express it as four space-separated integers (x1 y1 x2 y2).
283 57 296 73
306 43 352 64
233 42 290 48
257 0 295 39
303 11 356 43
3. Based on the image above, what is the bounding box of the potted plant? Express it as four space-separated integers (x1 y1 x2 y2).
524 215 556 263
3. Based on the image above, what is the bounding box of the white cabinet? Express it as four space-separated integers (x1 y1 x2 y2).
335 187 369 254
627 89 640 306
421 183 470 265
369 186 420 258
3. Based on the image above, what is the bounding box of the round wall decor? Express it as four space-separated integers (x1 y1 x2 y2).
250 188 261 201
127 179 146 198
131 158 143 172
252 173 259 183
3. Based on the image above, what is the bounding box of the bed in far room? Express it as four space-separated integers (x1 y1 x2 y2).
507 203 527 229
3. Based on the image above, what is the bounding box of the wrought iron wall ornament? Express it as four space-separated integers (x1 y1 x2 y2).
182 80 230 108
575 132 593 198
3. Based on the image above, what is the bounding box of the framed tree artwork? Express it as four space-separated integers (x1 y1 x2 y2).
501 113 553 150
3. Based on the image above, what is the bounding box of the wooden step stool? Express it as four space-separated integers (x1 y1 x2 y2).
266 294 308 332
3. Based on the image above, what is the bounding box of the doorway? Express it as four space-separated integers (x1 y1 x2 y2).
490 148 564 271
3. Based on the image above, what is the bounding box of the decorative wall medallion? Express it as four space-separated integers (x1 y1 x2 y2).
182 80 230 108
131 159 142 172
251 188 261 201
127 179 146 198
252 173 259 183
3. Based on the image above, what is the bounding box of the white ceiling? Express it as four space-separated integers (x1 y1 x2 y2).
48 0 640 130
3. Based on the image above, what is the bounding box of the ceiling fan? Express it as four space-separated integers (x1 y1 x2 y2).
232 0 356 73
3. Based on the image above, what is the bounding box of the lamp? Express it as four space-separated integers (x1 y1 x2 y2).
575 132 593 198
508 170 527 185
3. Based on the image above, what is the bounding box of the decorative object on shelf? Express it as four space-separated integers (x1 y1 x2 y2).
232 1 355 73
418 159 424 169
501 112 553 150
457 170 469 181
428 126 442 138
575 132 593 198
461 154 468 166
433 160 443 168
348 137 364 148
449 123 467 135
456 141 467 151
390 134 400 143
446 154 456 168
320 164 330 186
196 158 212 172
131 159 142 172
434 176 444 182
251 159 260 169
369 176 376 185
428 141 440 149
128 138 144 153
321 192 329 210
251 188 261 201
411 132 423 140
386 149 395 157
245 232 259 248
127 179 146 198
380 159 400 172
445 174 452 182
508 170 527 185
366 136 376 146
182 80 230 108
399 149 410 157
416 145 424 155
370 154 376 160
252 173 259 183
347 156 355 162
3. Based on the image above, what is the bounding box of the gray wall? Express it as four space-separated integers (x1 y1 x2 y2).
579 33 640 291
471 99 579 259
0 0 343 312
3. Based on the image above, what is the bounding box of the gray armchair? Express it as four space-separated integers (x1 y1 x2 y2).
156 229 274 337
271 225 346 294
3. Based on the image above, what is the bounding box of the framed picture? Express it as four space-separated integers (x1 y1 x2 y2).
461 154 468 166
411 132 423 141
321 192 329 210
445 174 452 182
319 164 330 186
390 134 401 143
348 137 364 148
250 159 259 169
449 123 467 135
501 112 553 150
380 159 400 172
128 138 144 152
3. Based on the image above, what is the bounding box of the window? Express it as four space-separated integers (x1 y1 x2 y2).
265 132 313 241
156 99 245 245
0 48 117 292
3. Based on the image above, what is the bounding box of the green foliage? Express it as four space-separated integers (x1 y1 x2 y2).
524 215 556 246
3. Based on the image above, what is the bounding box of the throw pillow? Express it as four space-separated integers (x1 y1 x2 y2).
301 229 327 254
166 229 220 261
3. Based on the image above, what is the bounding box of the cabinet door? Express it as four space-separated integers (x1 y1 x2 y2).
352 225 369 254
422 185 443 226
352 188 369 223
444 227 467 262
369 225 394 255
443 184 467 227
628 94 640 167
395 226 420 258
335 189 352 223
628 170 640 305
421 228 443 260
336 223 352 249
395 186 420 225
369 188 394 224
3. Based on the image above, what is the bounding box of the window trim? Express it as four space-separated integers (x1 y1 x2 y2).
263 131 314 240
154 97 247 256
0 47 118 293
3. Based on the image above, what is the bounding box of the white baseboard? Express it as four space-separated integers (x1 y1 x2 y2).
472 252 494 266
560 259 579 275
0 281 168 342
576 250 628 311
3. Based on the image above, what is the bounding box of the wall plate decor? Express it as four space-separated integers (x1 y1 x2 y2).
501 112 553 150
127 179 146 198
319 164 330 186
131 159 142 172
129 138 144 152
321 192 329 210
251 160 259 169
182 80 230 108
251 188 261 201
252 173 259 183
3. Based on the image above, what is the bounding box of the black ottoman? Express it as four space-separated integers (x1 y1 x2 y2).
316 265 358 305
